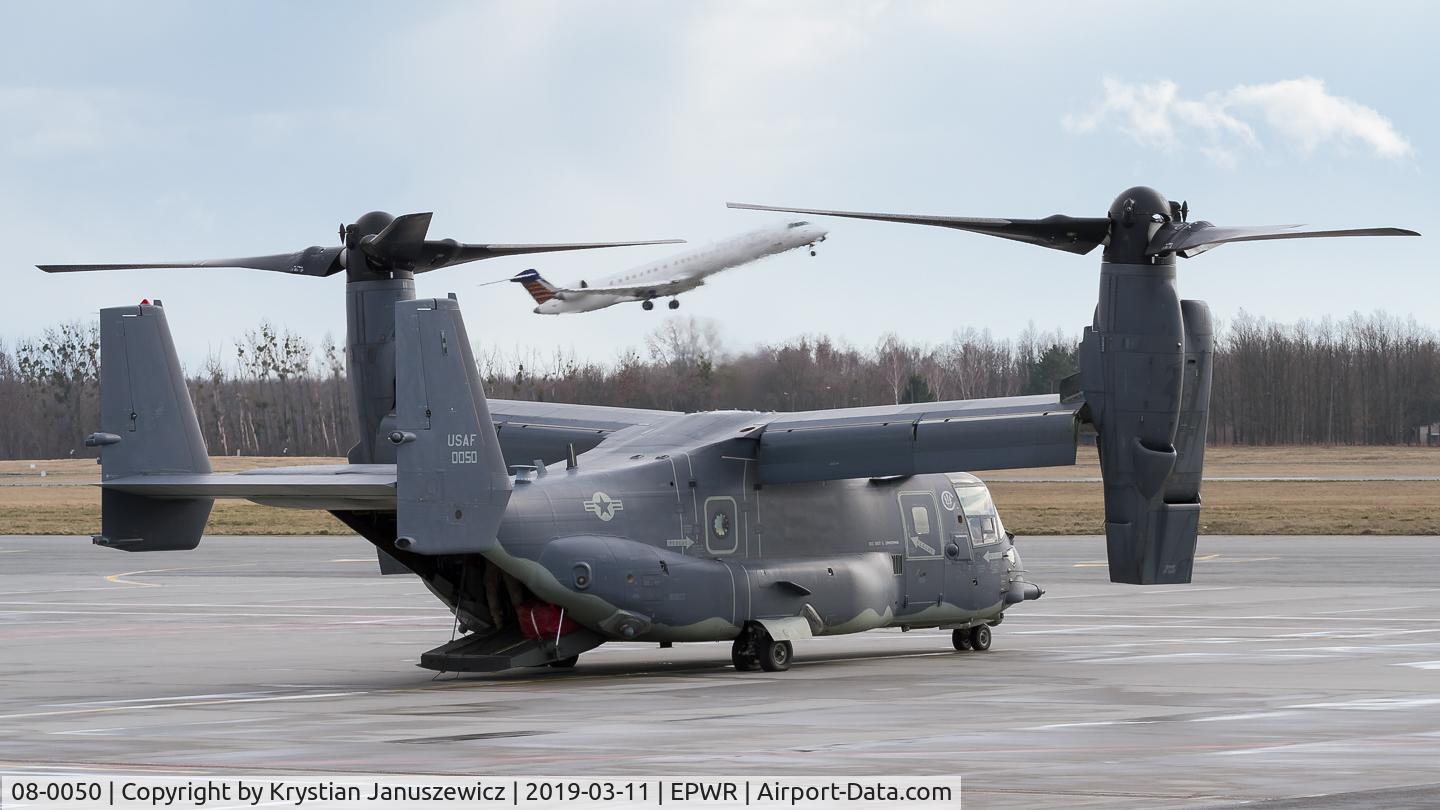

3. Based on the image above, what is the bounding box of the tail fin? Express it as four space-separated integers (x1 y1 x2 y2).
90 304 213 551
510 269 559 304
392 296 513 555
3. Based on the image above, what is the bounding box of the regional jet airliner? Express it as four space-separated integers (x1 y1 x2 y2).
510 221 827 314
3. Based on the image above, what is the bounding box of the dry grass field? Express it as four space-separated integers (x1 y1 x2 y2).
987 480 1440 536
983 443 1440 480
0 457 353 536
2 446 1437 536
980 445 1440 535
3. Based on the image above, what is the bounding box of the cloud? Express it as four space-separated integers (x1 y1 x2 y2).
1062 77 1411 165
1225 78 1412 159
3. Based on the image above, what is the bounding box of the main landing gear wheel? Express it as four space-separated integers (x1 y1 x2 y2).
757 637 793 672
969 624 992 652
667 299 680 309
951 628 973 651
549 655 579 669
731 634 761 671
642 300 655 311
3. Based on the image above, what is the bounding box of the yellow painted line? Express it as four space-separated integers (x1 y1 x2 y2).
1204 556 1280 563
105 562 257 588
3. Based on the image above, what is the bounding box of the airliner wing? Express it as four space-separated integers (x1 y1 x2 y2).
571 277 694 298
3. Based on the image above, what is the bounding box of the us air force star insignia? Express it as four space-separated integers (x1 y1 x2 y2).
583 491 624 522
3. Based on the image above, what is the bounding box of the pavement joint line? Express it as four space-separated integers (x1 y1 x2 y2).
0 692 369 721
104 562 258 588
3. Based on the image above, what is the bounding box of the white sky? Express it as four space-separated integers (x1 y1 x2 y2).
1 1 1432 367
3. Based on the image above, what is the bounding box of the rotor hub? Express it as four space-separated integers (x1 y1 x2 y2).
1104 186 1174 265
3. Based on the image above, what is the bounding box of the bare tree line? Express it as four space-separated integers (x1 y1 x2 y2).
2 312 1437 459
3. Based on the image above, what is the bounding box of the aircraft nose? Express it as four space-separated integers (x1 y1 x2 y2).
533 306 542 314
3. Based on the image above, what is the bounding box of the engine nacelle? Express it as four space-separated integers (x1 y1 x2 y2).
1079 260 1213 585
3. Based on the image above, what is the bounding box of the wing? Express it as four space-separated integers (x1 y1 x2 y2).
755 394 1080 484
489 399 682 464
563 278 691 298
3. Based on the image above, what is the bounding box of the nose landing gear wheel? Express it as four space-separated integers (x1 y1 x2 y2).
642 300 655 311
951 628 973 651
969 624 992 652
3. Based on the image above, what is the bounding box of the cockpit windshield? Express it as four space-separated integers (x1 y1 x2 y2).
954 485 1003 546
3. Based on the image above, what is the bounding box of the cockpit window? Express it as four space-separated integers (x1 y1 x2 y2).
787 221 808 228
955 485 1002 546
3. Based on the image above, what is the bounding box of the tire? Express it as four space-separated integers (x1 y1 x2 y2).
642 300 655 311
968 624 992 652
951 628 973 651
667 299 680 309
758 639 793 672
549 655 579 669
731 635 761 671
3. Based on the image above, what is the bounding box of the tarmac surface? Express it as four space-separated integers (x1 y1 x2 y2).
2 534 1439 809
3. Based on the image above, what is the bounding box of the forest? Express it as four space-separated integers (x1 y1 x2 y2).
2 311 1437 460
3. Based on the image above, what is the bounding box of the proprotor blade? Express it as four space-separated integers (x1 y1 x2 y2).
1150 221 1421 258
727 202 1109 255
38 246 345 277
419 239 686 273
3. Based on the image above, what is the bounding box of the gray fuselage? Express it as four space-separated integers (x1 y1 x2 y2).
478 411 1030 643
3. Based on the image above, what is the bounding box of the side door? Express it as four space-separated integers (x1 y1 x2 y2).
941 486 979 608
898 490 945 610
947 484 1006 609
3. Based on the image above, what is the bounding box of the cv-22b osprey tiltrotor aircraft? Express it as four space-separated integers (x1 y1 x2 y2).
41 191 1417 674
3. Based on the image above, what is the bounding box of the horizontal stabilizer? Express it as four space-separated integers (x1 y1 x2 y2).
101 465 396 510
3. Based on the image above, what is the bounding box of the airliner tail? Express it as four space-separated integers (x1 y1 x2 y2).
510 269 559 304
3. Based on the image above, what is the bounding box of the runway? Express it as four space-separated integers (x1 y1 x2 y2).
2 534 1438 808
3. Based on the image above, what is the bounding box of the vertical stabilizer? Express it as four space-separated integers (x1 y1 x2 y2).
392 297 512 555
90 304 213 551
510 269 559 304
